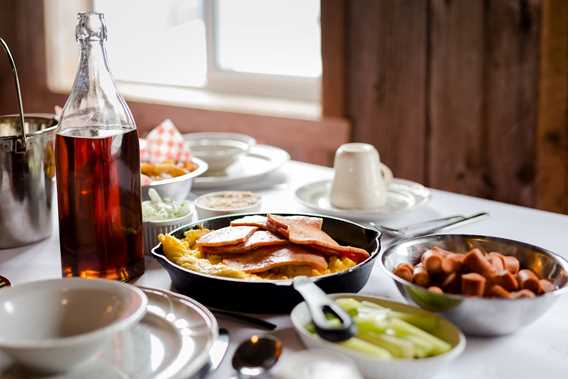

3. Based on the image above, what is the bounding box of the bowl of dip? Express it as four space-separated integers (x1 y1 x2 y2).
194 191 262 219
142 189 194 254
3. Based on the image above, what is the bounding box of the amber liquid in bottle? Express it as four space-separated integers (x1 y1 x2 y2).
56 128 144 281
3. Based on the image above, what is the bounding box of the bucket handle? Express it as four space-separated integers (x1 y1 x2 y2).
0 37 27 153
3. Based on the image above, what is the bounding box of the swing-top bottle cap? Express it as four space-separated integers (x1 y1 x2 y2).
75 12 107 42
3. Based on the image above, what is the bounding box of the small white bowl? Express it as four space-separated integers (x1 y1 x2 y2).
143 209 194 255
194 191 262 219
183 132 256 172
142 157 208 201
291 293 466 379
0 278 147 373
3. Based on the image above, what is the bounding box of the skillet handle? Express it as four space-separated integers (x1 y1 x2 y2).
293 277 355 342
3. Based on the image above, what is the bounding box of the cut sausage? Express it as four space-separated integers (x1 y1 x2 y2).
487 254 505 272
428 286 443 294
492 270 519 291
487 284 512 299
421 250 445 275
441 272 461 293
517 269 542 294
461 272 487 297
463 249 496 278
413 264 430 287
441 253 464 275
540 279 555 293
393 263 414 282
503 256 520 275
510 289 536 299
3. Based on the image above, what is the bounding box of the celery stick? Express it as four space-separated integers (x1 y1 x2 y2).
388 318 451 355
359 301 438 331
336 298 362 316
305 322 316 334
401 335 434 358
358 331 415 359
354 314 387 334
339 337 392 359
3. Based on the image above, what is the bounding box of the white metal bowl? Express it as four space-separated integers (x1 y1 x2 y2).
0 278 147 373
291 293 466 379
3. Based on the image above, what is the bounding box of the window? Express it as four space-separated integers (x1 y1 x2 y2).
45 0 321 105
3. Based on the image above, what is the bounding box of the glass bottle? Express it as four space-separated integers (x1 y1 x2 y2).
55 12 145 281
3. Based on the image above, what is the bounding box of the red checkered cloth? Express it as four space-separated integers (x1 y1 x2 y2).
139 119 192 163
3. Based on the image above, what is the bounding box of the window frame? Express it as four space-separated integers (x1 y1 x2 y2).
45 0 320 103
203 0 321 102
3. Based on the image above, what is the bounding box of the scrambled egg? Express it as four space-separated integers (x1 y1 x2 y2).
159 227 357 280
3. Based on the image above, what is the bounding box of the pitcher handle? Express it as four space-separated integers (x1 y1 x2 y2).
380 163 393 186
0 38 26 153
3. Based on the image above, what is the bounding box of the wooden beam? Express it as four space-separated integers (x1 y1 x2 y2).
484 0 541 206
321 0 346 118
429 0 488 197
537 0 568 213
346 0 428 183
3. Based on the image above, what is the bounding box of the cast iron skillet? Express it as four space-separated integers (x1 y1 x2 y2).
151 213 382 313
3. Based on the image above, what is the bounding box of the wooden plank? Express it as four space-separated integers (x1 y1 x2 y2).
484 0 541 206
429 0 488 197
537 0 568 213
0 0 18 114
346 0 428 182
321 0 346 117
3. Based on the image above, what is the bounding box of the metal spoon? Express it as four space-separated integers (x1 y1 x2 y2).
371 212 489 239
232 334 282 378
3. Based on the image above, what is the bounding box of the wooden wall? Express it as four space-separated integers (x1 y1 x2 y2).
345 0 563 210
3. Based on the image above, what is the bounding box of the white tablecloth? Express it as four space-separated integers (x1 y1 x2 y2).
2 161 568 378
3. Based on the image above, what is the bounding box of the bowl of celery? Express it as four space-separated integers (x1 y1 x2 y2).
291 294 465 379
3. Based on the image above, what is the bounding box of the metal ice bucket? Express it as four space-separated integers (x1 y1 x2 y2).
0 38 58 248
0 115 58 248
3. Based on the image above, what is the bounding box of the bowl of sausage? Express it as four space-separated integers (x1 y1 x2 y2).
380 234 568 336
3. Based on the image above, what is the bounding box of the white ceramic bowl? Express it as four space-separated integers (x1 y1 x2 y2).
143 208 195 255
141 157 208 201
194 191 262 219
0 278 147 373
291 293 466 379
183 132 256 172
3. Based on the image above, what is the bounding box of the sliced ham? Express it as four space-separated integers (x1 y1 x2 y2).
231 215 323 230
196 226 258 247
201 230 287 254
222 245 328 273
230 215 268 228
266 214 369 263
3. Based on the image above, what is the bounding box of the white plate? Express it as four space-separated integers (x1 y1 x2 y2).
0 287 218 379
295 179 431 221
192 144 290 190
